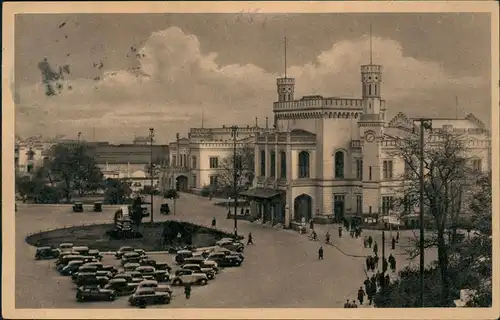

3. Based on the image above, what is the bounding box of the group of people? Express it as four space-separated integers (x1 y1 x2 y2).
365 254 397 273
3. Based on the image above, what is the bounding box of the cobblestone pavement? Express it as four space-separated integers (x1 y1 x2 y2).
15 193 437 308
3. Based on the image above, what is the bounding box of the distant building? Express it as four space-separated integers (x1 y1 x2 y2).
164 123 273 192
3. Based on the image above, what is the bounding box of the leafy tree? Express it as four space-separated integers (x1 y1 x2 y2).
390 127 474 306
48 143 104 201
144 161 162 179
33 185 62 204
104 179 132 204
215 144 254 198
15 175 37 203
130 196 145 226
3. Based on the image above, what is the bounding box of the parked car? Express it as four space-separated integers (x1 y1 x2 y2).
213 248 244 261
206 252 242 267
215 239 245 253
121 252 143 265
35 247 59 260
101 265 118 275
171 269 208 286
175 250 194 264
134 249 147 257
113 273 134 283
84 262 104 270
136 265 169 282
74 272 100 286
57 255 87 267
136 280 173 295
96 270 114 278
60 260 85 276
73 202 84 212
128 288 170 306
115 246 134 259
93 201 103 212
124 262 141 272
200 260 219 274
182 256 205 266
76 285 116 302
59 243 74 250
72 266 99 281
88 249 103 261
72 246 90 256
160 203 171 215
104 278 138 296
154 261 173 273
125 271 146 283
180 263 215 280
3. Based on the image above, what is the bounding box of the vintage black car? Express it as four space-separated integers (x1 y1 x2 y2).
101 265 118 275
121 252 144 266
76 285 116 302
136 265 169 282
72 266 99 281
93 201 103 212
60 260 85 276
72 246 90 256
175 250 194 264
128 288 170 306
104 278 138 296
215 239 245 253
206 252 243 267
115 246 134 259
88 249 103 261
160 203 170 215
72 202 84 212
139 259 172 273
56 254 87 267
34 247 59 260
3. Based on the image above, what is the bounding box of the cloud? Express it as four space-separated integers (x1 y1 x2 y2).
15 27 488 143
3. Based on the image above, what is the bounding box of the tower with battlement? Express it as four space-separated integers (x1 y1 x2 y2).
276 77 295 102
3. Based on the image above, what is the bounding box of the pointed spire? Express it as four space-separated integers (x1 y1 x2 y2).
284 36 288 78
369 23 373 65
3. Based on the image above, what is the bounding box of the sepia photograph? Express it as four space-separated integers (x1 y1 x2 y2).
2 1 499 319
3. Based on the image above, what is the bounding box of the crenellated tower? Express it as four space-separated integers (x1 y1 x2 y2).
277 77 295 102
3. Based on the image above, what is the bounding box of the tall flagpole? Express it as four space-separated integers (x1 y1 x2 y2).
284 36 287 78
370 23 373 65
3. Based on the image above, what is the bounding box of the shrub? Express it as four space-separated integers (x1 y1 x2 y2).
163 189 179 199
200 185 211 197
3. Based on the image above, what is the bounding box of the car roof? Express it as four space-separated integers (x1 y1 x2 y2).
73 246 89 250
177 250 192 254
109 278 127 282
182 264 200 268
119 246 133 250
139 280 158 284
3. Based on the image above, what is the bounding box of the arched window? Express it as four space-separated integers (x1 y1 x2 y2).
335 151 344 178
298 151 310 178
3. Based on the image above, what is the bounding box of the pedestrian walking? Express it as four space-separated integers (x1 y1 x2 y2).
184 283 192 299
325 231 331 244
350 230 354 238
369 283 377 304
363 236 368 248
338 226 343 238
384 274 390 288
365 256 370 271
247 232 254 245
240 207 244 215
391 237 396 250
363 277 370 292
389 255 396 272
373 241 378 256
382 257 388 273
344 299 351 308
211 217 216 228
357 287 365 305
309 218 314 230
368 236 373 248
318 246 324 260
396 230 400 242
374 255 379 269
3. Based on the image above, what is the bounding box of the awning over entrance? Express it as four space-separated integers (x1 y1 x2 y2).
239 188 282 200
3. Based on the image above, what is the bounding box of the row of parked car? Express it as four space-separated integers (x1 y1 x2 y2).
34 237 247 307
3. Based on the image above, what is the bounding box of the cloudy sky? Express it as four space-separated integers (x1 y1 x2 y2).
14 13 491 143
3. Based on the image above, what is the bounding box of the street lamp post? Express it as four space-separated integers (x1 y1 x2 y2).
231 125 239 238
149 128 155 223
413 118 433 308
173 133 180 215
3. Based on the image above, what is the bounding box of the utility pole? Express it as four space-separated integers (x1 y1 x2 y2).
413 118 433 307
77 132 81 143
173 133 180 215
231 125 239 238
149 128 155 223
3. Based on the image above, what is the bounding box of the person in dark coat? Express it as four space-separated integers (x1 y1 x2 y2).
365 256 371 271
357 287 366 305
373 241 378 256
211 217 216 228
368 283 377 305
184 283 192 299
374 255 379 269
368 236 373 248
363 236 368 248
384 274 390 287
318 246 324 260
388 254 396 272
363 277 370 293
247 232 254 245
309 219 314 230
338 226 343 238
391 237 396 250
382 257 388 273
240 207 244 215
396 231 400 242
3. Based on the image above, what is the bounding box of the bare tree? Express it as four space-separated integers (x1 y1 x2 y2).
388 128 475 305
215 144 255 197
